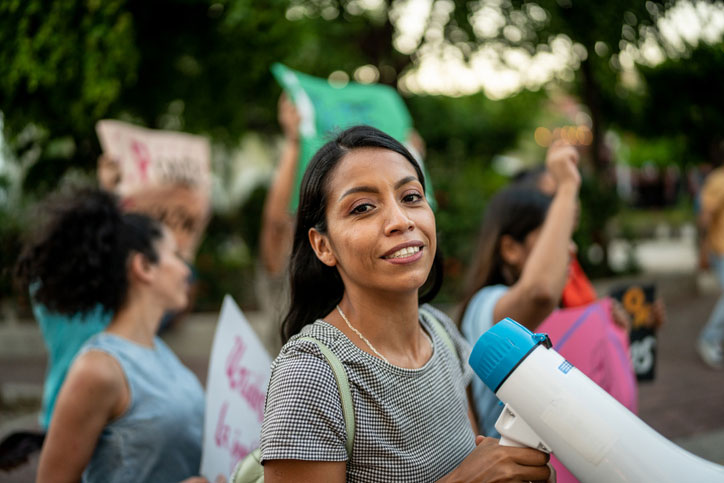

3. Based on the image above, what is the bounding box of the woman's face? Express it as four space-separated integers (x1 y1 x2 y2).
310 147 436 298
149 228 191 311
504 227 577 277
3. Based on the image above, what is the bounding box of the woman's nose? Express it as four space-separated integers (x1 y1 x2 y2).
384 203 415 235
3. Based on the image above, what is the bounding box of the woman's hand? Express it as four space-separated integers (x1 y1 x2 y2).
545 139 580 190
650 298 667 330
610 300 632 331
440 436 551 482
278 93 301 143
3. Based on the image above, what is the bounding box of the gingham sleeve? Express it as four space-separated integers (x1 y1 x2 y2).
260 338 348 463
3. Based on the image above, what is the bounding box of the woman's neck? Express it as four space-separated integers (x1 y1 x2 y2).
332 288 432 368
105 292 164 347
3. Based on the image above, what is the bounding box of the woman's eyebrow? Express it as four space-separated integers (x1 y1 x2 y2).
339 185 379 201
395 175 418 189
338 176 420 201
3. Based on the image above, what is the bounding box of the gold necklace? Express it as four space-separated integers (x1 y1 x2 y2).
336 305 434 365
336 305 390 364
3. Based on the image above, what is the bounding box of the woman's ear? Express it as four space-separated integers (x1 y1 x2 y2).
499 234 523 268
308 228 337 267
129 252 155 284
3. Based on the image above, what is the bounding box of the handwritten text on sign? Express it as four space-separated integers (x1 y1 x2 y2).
201 296 272 480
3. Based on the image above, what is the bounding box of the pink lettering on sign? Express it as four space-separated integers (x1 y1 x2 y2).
225 336 266 422
131 140 151 182
213 399 257 474
215 401 230 448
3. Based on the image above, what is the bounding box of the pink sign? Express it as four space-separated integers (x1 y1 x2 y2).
96 119 211 197
201 296 272 480
537 298 637 483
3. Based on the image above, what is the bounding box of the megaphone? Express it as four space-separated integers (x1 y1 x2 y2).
469 318 724 482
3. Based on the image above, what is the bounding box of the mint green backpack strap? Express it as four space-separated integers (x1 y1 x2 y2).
298 336 355 456
231 448 263 483
419 306 458 362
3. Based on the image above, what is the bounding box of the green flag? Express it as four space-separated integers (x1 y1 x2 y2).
271 63 435 211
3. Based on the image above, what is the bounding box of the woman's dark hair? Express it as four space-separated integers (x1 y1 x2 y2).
15 186 163 315
281 125 443 343
457 185 551 325
512 165 546 189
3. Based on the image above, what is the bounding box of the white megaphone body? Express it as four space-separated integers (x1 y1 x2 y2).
468 318 724 482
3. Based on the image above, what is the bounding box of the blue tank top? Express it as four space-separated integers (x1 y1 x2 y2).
78 333 204 483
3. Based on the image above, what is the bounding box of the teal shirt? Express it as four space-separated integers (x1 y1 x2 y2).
33 303 111 429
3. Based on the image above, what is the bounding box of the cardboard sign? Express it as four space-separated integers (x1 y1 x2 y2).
271 63 435 212
200 295 272 480
95 120 211 259
609 283 658 382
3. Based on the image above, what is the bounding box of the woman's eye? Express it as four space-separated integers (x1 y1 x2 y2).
351 203 373 214
403 192 423 203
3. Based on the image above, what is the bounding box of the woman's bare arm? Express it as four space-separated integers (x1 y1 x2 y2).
36 350 128 483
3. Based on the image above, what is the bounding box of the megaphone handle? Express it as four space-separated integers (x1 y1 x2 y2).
499 435 526 448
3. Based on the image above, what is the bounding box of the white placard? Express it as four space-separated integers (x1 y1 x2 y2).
200 295 272 480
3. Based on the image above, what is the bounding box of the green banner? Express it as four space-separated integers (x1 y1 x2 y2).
271 63 435 211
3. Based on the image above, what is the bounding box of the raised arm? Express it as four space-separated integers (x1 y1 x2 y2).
36 350 128 483
493 139 581 330
260 93 301 276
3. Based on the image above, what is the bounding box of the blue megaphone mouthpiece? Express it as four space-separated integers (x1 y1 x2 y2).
468 317 551 393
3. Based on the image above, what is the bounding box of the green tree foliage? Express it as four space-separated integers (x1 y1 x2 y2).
0 0 405 188
443 0 675 173
636 42 724 166
0 0 138 171
0 1 549 305
408 90 545 297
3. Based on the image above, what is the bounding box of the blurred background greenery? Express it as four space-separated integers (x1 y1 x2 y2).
2 0 723 312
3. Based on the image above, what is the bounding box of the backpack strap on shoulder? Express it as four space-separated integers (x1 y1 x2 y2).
419 306 458 363
298 336 355 457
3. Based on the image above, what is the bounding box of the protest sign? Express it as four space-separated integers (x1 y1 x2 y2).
271 63 435 211
610 283 658 382
95 120 211 259
200 295 272 480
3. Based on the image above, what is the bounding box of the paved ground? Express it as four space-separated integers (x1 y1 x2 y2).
2 269 724 481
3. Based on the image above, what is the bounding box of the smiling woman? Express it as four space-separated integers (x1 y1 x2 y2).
260 125 552 482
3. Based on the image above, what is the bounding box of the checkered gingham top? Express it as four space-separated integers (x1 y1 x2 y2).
260 304 476 482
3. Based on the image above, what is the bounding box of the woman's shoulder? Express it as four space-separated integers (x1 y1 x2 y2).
472 284 509 302
62 348 127 415
272 321 352 374
460 284 509 337
465 285 509 315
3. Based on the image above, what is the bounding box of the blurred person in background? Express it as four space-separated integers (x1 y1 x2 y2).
513 157 665 327
458 139 581 438
15 186 210 483
696 165 724 369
